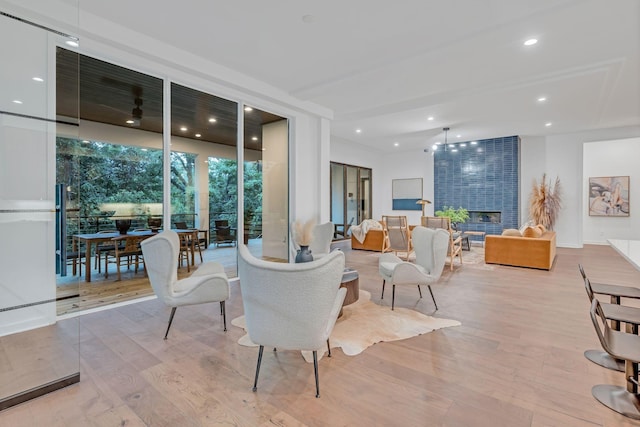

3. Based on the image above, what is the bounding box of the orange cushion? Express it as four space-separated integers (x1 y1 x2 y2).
502 229 522 237
523 226 542 238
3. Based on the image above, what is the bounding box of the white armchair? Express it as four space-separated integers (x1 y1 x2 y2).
290 221 335 261
140 230 230 339
238 243 346 398
378 226 449 310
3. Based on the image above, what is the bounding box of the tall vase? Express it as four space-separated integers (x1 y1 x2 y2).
295 245 313 263
115 219 131 235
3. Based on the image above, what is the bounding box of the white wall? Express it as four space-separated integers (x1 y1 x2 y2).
583 137 640 243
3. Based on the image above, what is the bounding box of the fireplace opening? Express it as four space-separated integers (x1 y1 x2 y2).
468 211 501 224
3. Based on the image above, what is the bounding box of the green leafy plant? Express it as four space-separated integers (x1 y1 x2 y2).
435 206 469 228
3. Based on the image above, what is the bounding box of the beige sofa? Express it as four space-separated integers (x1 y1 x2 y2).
485 231 556 270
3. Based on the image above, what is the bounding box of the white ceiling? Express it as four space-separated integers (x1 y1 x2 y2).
37 0 640 151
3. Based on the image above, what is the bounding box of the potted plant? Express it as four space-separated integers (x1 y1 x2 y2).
529 173 561 230
435 206 469 230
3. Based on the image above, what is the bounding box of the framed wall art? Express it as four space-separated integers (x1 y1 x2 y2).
588 176 630 216
392 178 422 210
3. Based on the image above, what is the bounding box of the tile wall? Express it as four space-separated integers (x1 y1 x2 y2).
434 135 519 237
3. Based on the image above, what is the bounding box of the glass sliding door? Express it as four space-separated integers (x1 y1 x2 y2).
330 162 372 239
55 51 164 314
243 106 289 261
170 83 238 276
1 10 80 410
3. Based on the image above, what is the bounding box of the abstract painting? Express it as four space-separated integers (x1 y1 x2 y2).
589 176 630 216
392 178 422 210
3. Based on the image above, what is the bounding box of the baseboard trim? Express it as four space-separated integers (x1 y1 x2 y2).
0 372 80 411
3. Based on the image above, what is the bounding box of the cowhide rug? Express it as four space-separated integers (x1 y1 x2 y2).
231 290 461 362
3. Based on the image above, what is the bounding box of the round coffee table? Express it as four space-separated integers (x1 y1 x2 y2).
339 268 359 317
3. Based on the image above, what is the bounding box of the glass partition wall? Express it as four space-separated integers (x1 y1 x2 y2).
1 11 80 410
243 106 289 262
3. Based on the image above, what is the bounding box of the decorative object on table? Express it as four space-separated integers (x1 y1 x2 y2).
415 199 431 216
232 290 461 362
392 178 423 210
588 176 629 217
115 219 131 234
434 206 469 231
293 219 316 263
528 173 562 229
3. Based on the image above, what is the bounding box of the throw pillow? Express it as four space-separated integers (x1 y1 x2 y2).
502 229 522 237
522 226 542 238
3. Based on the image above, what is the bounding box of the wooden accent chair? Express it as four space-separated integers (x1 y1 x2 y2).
421 216 463 270
105 234 148 281
381 215 413 261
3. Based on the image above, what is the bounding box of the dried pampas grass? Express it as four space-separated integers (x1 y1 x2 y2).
293 219 316 246
529 173 562 230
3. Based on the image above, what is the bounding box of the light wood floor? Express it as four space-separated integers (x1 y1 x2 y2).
5 244 640 426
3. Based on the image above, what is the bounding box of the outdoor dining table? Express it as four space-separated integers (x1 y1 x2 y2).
73 229 199 282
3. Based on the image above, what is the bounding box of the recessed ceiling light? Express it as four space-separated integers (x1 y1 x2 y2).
524 38 538 46
545 122 552 127
460 143 467 147
252 136 258 141
537 96 547 102
180 126 188 131
141 148 148 151
82 140 90 144
451 149 458 153
448 144 455 148
394 142 399 147
470 141 478 145
432 144 438 150
12 100 22 104
244 106 253 112
195 133 201 138
356 129 362 133
427 116 434 121
126 119 134 124
208 118 217 123
32 77 44 82
456 134 461 138
65 40 79 47
435 141 442 145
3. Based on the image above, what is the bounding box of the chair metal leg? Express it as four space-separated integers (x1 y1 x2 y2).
220 301 227 331
392 285 396 310
584 350 625 372
381 279 385 299
164 307 177 340
428 285 438 310
417 285 423 299
313 350 320 398
327 339 331 357
252 345 264 392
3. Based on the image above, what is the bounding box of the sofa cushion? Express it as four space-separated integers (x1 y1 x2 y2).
502 228 522 237
522 226 542 238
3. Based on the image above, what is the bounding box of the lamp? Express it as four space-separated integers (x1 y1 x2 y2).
416 199 432 216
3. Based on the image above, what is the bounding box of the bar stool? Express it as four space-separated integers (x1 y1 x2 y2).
579 264 640 371
590 299 640 420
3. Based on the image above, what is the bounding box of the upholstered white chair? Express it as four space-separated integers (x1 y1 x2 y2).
290 221 335 261
140 230 230 339
238 244 346 398
378 226 449 310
